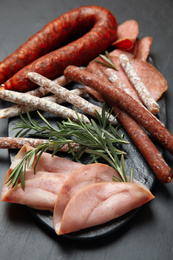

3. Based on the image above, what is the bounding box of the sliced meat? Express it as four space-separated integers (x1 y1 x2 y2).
7 144 83 181
110 46 137 60
58 182 154 235
1 176 65 211
130 59 167 101
112 20 139 50
135 37 153 61
1 144 84 208
53 163 121 234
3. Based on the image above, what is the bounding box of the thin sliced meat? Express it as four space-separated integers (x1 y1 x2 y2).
7 144 83 180
53 163 121 234
110 44 137 60
1 176 65 210
1 145 84 207
58 182 154 235
112 20 139 50
135 37 153 61
130 59 167 101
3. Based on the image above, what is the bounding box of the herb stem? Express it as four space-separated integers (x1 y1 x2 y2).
7 105 132 189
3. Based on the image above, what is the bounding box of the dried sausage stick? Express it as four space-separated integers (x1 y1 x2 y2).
86 61 173 183
28 75 71 98
27 72 117 125
0 89 90 123
0 74 72 119
0 137 78 152
64 66 173 156
119 54 159 114
0 6 117 91
0 137 50 150
0 88 87 119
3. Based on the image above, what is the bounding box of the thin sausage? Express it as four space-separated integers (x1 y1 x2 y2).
85 61 173 183
0 87 87 119
27 72 117 125
0 6 117 92
119 54 159 114
64 66 173 156
0 89 90 123
0 137 78 152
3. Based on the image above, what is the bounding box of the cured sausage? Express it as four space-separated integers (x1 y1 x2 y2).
27 72 117 125
0 89 90 123
0 6 117 92
64 66 173 165
86 60 172 183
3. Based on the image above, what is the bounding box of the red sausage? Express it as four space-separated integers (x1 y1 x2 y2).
64 65 173 157
86 61 173 183
0 6 117 92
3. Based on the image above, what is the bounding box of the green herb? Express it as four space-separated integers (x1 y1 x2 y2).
7 105 132 189
96 51 118 70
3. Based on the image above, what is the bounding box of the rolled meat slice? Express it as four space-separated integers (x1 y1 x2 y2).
112 20 139 50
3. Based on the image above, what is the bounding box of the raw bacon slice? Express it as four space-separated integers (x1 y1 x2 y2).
53 163 121 234
135 37 153 61
112 20 139 50
58 182 154 235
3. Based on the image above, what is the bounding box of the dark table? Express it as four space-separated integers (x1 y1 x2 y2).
0 0 173 259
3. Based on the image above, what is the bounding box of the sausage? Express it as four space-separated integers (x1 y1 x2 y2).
64 66 173 156
0 6 117 92
85 61 173 183
0 89 90 123
27 72 117 125
0 137 78 152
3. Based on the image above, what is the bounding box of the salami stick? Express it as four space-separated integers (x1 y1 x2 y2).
86 61 173 183
27 72 117 125
0 137 78 152
119 54 159 114
64 66 173 156
27 75 71 98
0 88 87 119
0 137 50 150
0 74 71 119
104 68 138 98
0 90 90 123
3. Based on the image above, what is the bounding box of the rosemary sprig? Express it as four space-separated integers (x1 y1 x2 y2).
96 51 119 70
7 105 133 189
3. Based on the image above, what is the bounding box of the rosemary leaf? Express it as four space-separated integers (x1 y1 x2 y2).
96 51 119 71
27 149 36 168
130 167 134 183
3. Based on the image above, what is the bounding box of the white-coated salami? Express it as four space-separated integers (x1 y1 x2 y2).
0 88 87 119
0 89 90 123
27 72 117 125
119 54 159 114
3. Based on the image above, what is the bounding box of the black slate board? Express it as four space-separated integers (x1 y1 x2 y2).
7 57 166 240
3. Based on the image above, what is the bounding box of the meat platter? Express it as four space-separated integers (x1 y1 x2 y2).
0 5 171 240
7 57 166 240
